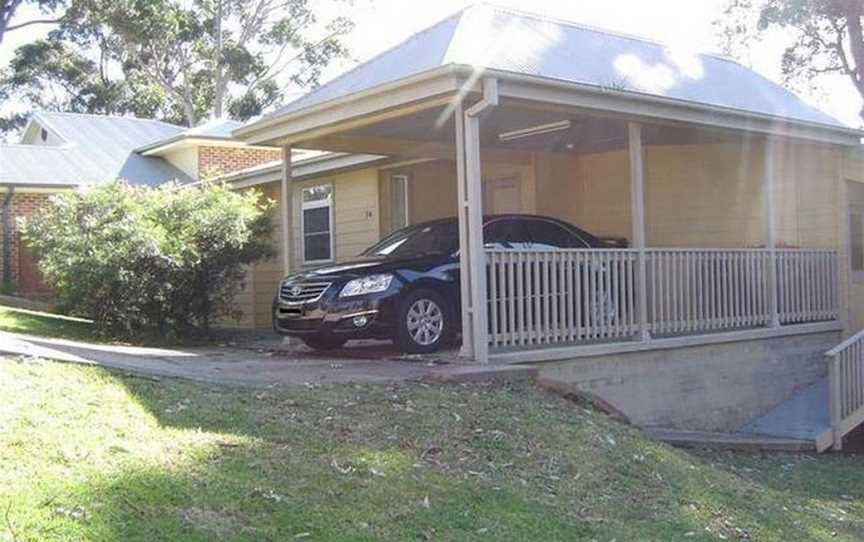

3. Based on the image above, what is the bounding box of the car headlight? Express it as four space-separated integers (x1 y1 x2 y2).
340 274 394 297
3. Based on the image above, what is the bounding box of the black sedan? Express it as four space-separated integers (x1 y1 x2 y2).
273 214 608 353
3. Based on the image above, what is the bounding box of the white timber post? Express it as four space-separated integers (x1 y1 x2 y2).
455 101 474 359
628 122 650 342
764 137 781 328
457 77 498 364
281 145 294 275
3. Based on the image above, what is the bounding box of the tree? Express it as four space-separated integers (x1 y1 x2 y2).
56 0 355 126
1 39 175 134
19 181 274 338
0 0 64 45
716 0 864 120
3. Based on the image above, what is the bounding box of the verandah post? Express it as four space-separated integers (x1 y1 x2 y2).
456 77 498 364
454 101 475 360
764 137 781 328
628 123 650 342
281 145 294 274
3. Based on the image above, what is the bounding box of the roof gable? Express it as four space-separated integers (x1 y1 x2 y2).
0 112 192 187
265 3 846 130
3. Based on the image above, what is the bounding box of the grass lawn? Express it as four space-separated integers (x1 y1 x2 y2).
2 358 864 541
0 305 94 342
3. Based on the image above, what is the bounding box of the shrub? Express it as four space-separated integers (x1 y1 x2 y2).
19 181 274 338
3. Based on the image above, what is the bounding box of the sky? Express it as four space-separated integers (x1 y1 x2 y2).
2 0 862 128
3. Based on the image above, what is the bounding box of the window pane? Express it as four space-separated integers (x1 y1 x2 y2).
305 233 331 261
304 207 330 234
303 185 332 203
852 212 864 272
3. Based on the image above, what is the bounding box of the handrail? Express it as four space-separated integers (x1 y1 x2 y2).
826 328 864 357
826 329 864 451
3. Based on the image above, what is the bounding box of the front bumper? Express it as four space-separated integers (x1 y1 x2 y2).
272 287 400 339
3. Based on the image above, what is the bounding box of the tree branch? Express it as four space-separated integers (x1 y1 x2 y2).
6 16 64 31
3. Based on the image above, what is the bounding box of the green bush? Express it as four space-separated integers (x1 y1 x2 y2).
18 181 274 338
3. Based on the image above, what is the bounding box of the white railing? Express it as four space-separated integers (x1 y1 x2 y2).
778 249 839 324
486 249 639 348
486 247 839 349
648 249 770 336
827 329 864 451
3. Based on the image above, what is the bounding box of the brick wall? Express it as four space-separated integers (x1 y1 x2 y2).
0 192 52 291
198 146 281 180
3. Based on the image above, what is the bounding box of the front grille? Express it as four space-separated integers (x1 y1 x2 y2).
279 281 332 304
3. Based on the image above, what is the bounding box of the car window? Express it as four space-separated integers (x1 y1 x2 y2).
523 218 590 249
363 221 459 257
483 219 533 249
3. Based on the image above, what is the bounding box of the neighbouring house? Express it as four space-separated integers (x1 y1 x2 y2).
0 112 283 293
226 4 864 450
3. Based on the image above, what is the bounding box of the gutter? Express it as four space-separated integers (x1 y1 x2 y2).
233 65 467 140
234 62 862 146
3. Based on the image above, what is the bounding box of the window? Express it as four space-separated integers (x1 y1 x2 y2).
851 206 864 279
302 185 333 263
483 219 532 249
523 218 590 249
389 175 409 231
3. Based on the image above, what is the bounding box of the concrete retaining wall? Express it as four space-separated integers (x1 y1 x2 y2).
535 331 841 432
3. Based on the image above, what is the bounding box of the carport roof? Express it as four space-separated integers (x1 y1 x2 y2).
240 3 851 137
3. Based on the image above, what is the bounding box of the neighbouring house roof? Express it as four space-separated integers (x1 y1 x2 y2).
135 118 248 154
0 112 192 187
246 3 849 134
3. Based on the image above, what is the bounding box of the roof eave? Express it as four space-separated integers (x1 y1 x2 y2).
233 64 472 146
487 68 863 146
234 62 861 148
218 152 390 186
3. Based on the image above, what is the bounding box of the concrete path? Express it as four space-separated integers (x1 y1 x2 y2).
739 378 832 441
0 330 451 387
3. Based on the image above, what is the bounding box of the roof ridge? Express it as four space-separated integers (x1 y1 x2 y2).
475 2 737 64
36 110 185 130
260 5 470 121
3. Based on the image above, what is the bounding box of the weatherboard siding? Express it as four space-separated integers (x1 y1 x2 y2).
223 139 849 331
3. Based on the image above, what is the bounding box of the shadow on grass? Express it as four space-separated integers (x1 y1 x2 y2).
6 360 864 541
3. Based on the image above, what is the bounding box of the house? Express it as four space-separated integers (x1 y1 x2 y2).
227 4 864 450
0 112 284 292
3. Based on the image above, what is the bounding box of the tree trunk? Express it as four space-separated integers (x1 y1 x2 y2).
842 2 864 119
213 0 225 119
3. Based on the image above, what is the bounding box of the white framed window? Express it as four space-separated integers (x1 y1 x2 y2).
301 184 334 264
851 204 864 281
389 174 409 231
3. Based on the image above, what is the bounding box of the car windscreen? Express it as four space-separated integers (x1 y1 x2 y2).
363 221 459 258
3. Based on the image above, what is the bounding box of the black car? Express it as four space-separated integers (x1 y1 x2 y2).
272 214 608 353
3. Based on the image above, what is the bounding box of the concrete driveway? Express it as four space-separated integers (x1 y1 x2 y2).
0 330 457 387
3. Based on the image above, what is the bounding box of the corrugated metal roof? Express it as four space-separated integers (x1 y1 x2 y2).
136 118 247 153
0 112 192 186
261 3 847 129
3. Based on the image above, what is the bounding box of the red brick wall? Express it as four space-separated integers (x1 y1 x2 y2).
1 192 52 291
198 146 281 180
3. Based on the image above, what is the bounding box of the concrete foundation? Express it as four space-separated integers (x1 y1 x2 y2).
534 331 841 432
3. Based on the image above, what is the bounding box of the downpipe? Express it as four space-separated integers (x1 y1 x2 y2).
1 187 14 290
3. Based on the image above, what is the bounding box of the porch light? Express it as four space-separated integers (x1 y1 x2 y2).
498 120 572 142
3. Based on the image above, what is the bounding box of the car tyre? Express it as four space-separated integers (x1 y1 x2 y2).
395 288 452 354
301 334 348 351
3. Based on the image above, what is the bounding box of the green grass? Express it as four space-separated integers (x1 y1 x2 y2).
0 305 94 341
2 358 864 541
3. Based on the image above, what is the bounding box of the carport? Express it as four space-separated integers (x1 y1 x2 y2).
235 5 857 365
